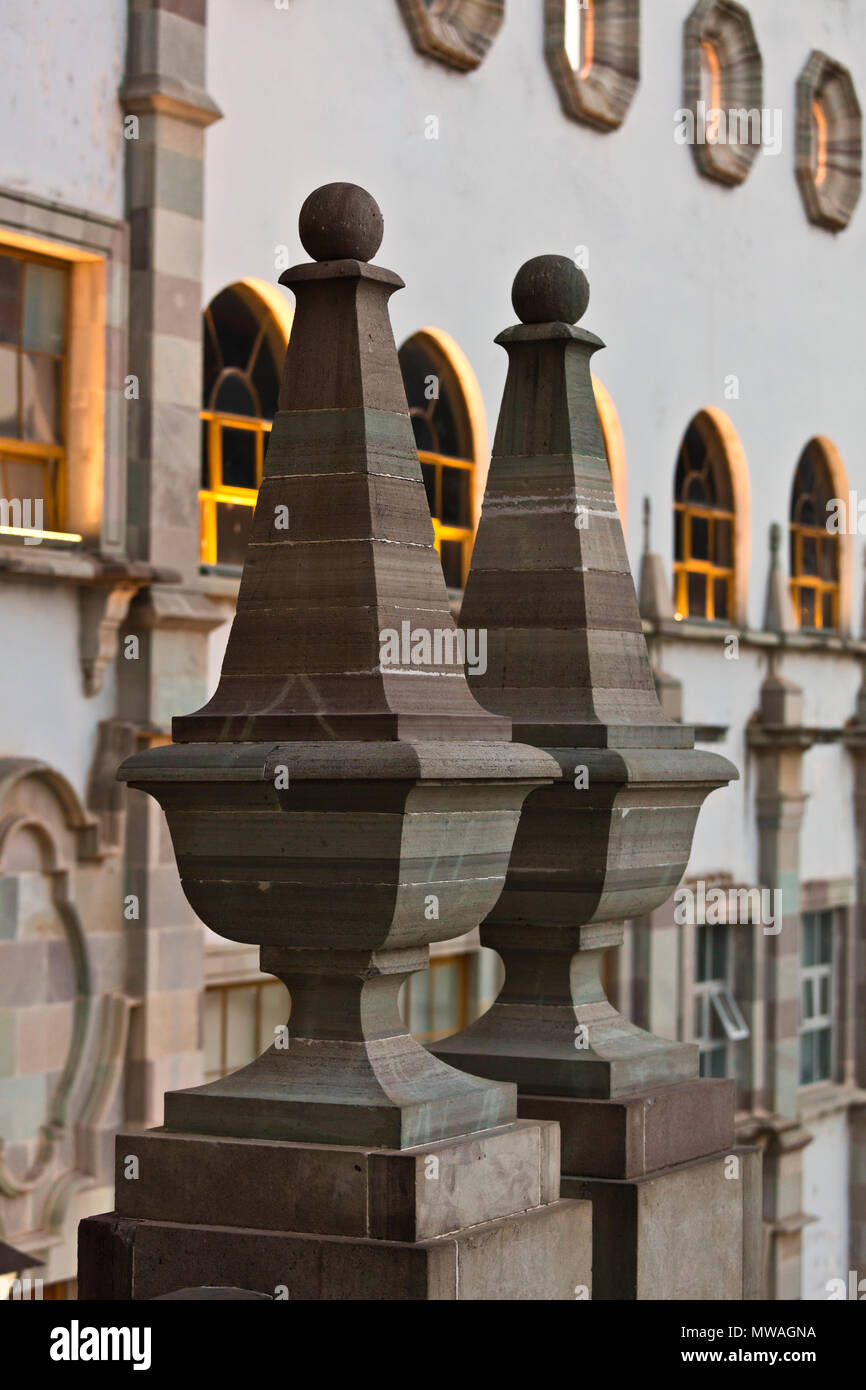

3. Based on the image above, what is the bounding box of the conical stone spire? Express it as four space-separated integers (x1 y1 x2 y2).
458 254 689 748
174 183 508 743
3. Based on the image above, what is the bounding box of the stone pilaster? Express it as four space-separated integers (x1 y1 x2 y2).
117 0 223 1127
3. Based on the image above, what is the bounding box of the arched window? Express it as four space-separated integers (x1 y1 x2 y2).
200 280 292 568
674 414 736 621
790 441 840 630
398 328 484 590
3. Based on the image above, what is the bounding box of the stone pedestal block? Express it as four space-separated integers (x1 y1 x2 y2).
563 1145 762 1301
519 1078 735 1179
79 1120 592 1301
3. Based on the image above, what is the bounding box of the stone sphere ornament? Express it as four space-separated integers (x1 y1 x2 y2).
511 253 589 325
298 181 384 262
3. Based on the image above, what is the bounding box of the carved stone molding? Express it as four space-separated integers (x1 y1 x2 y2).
545 0 640 132
683 0 763 186
396 0 504 71
795 50 862 232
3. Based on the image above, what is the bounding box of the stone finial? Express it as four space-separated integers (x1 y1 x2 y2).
298 182 384 262
638 494 675 622
434 255 736 1103
458 254 686 748
172 183 509 744
763 521 796 635
511 254 589 325
118 186 556 1152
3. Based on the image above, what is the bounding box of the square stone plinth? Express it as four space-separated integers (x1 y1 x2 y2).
112 1119 560 1242
79 1200 591 1301
519 1079 735 1179
563 1146 762 1300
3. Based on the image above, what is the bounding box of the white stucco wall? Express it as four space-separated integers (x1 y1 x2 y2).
0 582 117 801
801 1108 850 1300
204 0 866 608
1 0 127 219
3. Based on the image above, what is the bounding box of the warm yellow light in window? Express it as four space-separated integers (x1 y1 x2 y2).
0 525 82 543
812 100 828 186
565 0 594 78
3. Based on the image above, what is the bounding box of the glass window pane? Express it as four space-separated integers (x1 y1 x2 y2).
713 577 729 620
690 513 709 560
215 373 257 418
250 339 280 421
674 508 683 561
819 912 833 962
816 1027 831 1081
821 538 838 581
3 457 46 511
204 990 224 1079
0 347 17 436
259 980 290 1051
22 263 66 354
440 539 463 589
715 518 732 567
220 425 257 489
801 535 818 576
800 1031 814 1086
710 925 726 982
696 923 707 982
408 969 431 1037
432 960 461 1037
687 570 706 617
216 500 254 567
799 587 816 627
440 466 470 527
225 984 257 1071
802 915 816 966
410 409 436 455
819 974 830 1016
801 978 812 1021
0 257 20 346
822 591 834 629
20 353 61 443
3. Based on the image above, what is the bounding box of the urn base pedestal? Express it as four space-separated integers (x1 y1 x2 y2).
517 1081 761 1300
78 1120 593 1301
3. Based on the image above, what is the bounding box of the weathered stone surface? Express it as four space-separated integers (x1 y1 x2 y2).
432 255 736 1101
116 188 555 1150
113 1119 560 1242
79 1198 590 1301
519 1079 735 1179
564 1146 760 1300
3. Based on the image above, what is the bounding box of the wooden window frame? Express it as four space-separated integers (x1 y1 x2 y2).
674 499 736 621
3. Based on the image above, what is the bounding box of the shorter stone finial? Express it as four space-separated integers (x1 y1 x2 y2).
298 182 384 262
511 253 589 324
763 520 796 635
642 495 651 554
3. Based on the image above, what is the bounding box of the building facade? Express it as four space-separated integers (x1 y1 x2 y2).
0 0 864 1300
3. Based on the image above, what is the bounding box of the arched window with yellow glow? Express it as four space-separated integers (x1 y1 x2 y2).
790 440 840 630
398 328 485 590
200 280 292 568
674 413 736 621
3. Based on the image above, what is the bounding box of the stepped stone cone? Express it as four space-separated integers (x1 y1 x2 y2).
434 253 738 1100
117 185 557 1150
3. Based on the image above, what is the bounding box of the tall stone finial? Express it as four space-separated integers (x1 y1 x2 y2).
763 521 796 635
115 187 557 1151
435 254 736 1103
173 182 507 744
638 493 675 622
460 254 682 745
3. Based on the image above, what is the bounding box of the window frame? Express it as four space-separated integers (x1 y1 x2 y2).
789 443 840 631
673 416 737 622
798 909 835 1088
0 244 71 537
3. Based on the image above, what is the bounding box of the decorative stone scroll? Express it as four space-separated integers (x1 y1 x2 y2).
795 50 862 232
683 0 763 186
396 0 504 72
544 0 640 132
